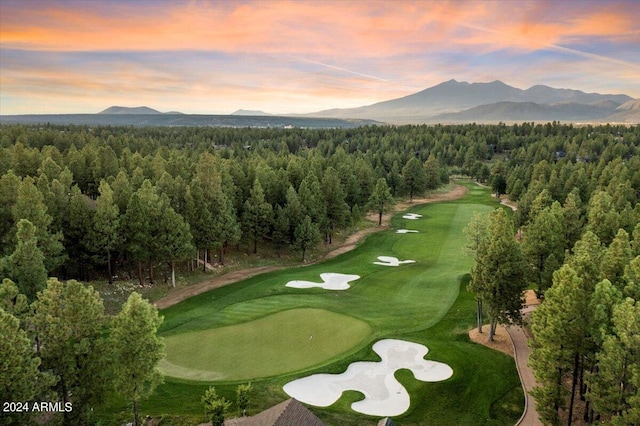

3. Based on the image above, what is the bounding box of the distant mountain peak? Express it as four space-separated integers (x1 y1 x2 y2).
231 109 272 116
99 106 162 115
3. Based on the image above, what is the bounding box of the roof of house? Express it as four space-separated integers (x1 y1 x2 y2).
377 418 397 426
225 398 325 426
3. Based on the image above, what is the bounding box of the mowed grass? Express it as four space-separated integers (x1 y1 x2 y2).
159 198 492 380
102 182 523 425
161 308 372 380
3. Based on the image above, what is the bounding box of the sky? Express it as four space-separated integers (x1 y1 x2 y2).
1 0 639 115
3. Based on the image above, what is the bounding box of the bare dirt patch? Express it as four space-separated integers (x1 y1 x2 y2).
524 289 541 307
468 325 514 357
155 184 469 309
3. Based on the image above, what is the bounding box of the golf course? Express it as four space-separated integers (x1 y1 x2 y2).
148 182 523 425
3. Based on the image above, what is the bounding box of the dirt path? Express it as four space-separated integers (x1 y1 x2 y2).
155 184 468 309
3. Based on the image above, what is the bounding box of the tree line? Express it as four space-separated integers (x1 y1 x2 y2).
462 123 639 424
1 124 449 295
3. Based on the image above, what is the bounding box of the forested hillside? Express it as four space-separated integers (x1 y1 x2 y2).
1 122 639 424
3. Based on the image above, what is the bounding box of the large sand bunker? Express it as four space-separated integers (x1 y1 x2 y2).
396 229 419 234
402 213 423 219
285 273 361 290
373 256 416 267
283 339 453 416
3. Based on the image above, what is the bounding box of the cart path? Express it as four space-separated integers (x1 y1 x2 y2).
155 185 468 309
508 304 542 426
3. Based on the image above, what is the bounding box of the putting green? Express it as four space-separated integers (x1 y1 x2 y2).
160 308 372 381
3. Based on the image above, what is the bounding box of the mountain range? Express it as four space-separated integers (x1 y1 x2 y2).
2 80 638 126
302 79 638 124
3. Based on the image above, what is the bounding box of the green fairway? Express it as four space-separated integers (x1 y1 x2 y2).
132 182 522 425
160 308 372 380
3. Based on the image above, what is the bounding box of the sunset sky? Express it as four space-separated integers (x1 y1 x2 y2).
1 0 639 115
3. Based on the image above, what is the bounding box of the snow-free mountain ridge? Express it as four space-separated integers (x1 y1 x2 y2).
303 79 636 124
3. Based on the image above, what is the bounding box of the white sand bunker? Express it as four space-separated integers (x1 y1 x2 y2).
373 256 416 267
402 213 423 220
285 273 361 290
283 339 453 416
396 229 419 234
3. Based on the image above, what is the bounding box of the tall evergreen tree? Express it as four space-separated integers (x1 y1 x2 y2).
0 308 53 426
321 167 349 243
8 219 47 301
563 188 585 251
242 180 273 254
368 177 395 226
423 153 441 191
12 176 65 271
156 203 194 288
587 190 620 246
402 156 427 202
32 278 111 424
521 201 566 296
600 228 633 289
111 292 164 426
294 215 321 262
586 297 640 425
469 208 527 341
530 265 590 425
91 180 120 284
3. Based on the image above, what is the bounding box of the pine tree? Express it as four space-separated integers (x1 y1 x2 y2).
464 211 488 332
587 190 620 246
156 203 194 288
294 215 321 262
284 186 304 241
321 167 349 243
0 170 21 254
12 176 65 271
32 278 111 424
8 219 47 301
402 156 427 202
91 180 120 284
600 228 633 289
469 208 527 341
272 206 291 253
368 177 395 226
0 308 53 425
0 278 29 323
521 202 566 296
298 172 326 228
111 292 164 426
563 188 585 251
530 265 590 425
586 298 640 425
423 153 441 191
242 180 273 254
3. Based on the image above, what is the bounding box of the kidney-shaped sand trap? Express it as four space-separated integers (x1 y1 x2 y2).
285 273 361 290
402 213 423 220
396 229 419 234
373 256 416 267
283 339 453 416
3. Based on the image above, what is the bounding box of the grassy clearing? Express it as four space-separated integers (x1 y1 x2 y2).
98 182 522 425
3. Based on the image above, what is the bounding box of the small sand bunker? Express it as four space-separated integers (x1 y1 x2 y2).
402 213 423 220
283 339 453 416
396 229 419 234
285 273 361 290
373 256 416 267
